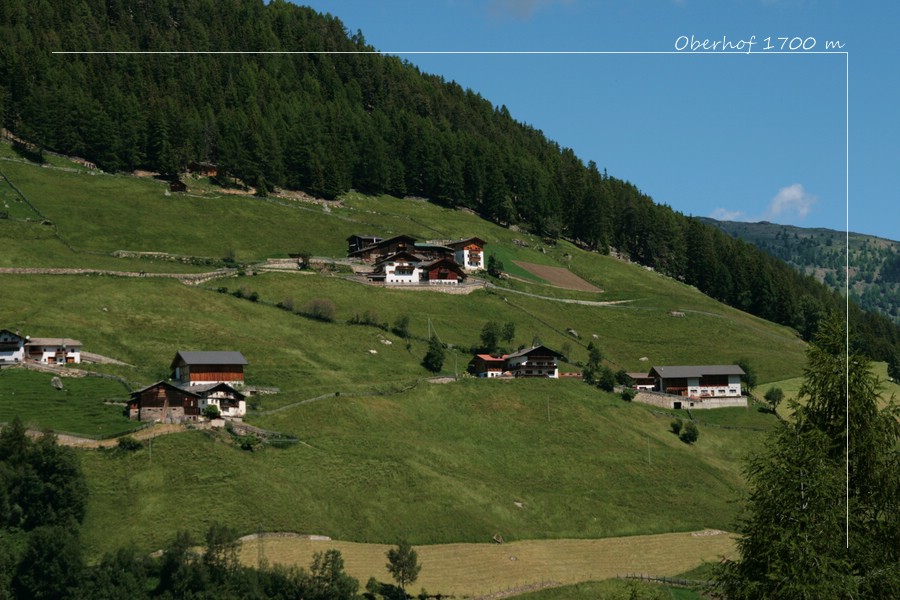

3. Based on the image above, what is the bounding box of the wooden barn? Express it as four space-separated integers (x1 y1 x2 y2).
422 257 467 285
346 233 383 254
127 381 201 423
348 234 417 262
170 351 248 386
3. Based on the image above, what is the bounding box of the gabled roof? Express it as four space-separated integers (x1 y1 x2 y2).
0 329 24 340
649 365 745 379
626 372 654 380
181 382 246 399
131 380 201 399
446 237 486 249
422 257 467 275
472 354 508 363
413 242 453 251
170 351 248 368
349 234 418 257
506 345 563 360
346 233 383 242
27 337 82 347
374 250 425 266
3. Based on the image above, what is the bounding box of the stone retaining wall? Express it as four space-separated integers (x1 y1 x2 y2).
633 390 746 410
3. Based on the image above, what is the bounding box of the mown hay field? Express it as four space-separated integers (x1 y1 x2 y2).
236 531 735 597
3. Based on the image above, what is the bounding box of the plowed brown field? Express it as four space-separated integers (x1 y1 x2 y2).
513 261 601 292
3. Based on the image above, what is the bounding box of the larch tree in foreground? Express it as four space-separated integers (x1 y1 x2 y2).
714 315 900 599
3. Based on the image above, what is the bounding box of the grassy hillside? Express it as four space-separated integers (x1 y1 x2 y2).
1 150 806 566
0 369 135 437
80 383 771 557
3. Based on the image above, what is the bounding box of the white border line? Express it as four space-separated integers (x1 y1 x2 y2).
53 47 852 545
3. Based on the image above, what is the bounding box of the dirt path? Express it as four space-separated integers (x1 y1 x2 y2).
0 266 235 285
488 283 633 307
35 423 188 449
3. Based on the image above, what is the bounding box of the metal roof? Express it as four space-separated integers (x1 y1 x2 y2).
171 351 248 367
179 382 246 399
505 345 563 360
26 337 82 347
649 365 745 378
130 381 201 398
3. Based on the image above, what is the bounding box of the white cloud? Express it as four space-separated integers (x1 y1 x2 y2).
709 208 747 221
488 0 572 20
763 183 817 221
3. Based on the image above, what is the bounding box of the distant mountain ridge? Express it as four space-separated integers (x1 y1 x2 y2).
698 218 900 324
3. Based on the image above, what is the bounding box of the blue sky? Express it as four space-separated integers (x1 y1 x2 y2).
295 1 897 242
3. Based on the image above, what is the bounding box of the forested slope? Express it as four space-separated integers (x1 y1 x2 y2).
2 0 899 365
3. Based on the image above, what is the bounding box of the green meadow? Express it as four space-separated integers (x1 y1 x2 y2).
1 148 809 572
0 368 135 437
79 382 774 557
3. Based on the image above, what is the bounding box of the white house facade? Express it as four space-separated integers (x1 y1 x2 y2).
0 330 25 363
375 251 425 284
504 345 562 378
648 365 744 398
27 338 82 364
191 383 247 418
449 238 486 271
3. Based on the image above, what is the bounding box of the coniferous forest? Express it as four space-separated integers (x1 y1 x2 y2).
1 0 898 365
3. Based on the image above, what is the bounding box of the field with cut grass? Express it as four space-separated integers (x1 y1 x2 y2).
234 531 734 598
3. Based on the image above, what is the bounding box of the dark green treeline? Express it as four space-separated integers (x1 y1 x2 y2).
1 0 898 361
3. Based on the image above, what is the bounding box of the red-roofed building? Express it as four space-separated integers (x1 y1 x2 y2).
447 237 486 271
422 257 467 285
469 354 508 378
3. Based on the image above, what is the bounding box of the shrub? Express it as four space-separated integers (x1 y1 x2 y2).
621 388 636 401
392 315 411 339
670 419 683 435
764 387 784 413
598 366 616 392
117 436 142 452
680 421 700 444
302 298 336 322
238 435 261 451
203 405 221 420
615 369 634 386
